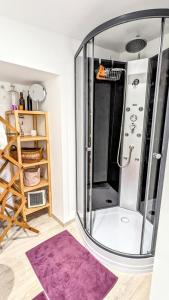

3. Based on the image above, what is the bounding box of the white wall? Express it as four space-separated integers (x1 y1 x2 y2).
41 77 64 222
0 83 10 200
0 16 79 223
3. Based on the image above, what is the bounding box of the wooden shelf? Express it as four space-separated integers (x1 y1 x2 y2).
20 135 48 142
5 110 52 221
23 159 48 168
25 203 50 215
24 178 49 193
6 110 46 115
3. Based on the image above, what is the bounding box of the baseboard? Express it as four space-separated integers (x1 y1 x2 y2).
52 214 75 227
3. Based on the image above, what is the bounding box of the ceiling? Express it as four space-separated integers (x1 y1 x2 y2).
0 0 169 41
0 61 56 85
95 18 169 52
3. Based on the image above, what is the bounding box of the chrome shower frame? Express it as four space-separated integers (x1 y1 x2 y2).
75 9 169 259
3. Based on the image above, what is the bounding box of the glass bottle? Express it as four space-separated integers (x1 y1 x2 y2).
27 91 32 111
8 85 19 110
18 92 25 110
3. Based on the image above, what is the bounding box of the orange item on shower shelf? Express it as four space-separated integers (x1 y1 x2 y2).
96 65 106 79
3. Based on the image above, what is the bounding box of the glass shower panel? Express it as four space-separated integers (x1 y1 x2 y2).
141 18 169 254
91 18 162 255
75 48 85 226
85 39 94 234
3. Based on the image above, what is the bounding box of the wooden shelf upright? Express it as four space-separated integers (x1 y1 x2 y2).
5 110 52 220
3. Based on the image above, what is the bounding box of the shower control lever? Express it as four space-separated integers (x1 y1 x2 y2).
153 153 162 160
130 123 136 133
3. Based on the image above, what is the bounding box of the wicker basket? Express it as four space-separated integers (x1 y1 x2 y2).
23 167 40 186
10 146 43 163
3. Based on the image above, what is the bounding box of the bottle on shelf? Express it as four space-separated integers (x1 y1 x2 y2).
27 91 33 111
18 92 25 110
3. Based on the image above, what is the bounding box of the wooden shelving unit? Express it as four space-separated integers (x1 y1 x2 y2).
23 159 48 168
6 110 46 115
23 178 49 193
25 203 50 216
5 110 52 220
20 136 48 142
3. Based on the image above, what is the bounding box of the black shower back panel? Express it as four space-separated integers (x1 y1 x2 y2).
93 82 111 182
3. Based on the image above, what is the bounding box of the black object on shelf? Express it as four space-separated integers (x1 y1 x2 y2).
27 91 33 111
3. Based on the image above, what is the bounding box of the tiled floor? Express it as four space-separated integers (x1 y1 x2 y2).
0 213 152 300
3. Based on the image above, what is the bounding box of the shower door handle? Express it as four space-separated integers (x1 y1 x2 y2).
152 153 162 160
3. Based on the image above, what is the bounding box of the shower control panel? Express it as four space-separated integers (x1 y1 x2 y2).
120 58 148 212
124 103 145 137
125 108 144 135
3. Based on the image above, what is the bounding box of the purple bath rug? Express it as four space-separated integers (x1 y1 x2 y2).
33 291 47 300
26 230 118 300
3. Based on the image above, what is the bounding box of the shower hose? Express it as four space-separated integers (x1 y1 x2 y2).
116 69 134 168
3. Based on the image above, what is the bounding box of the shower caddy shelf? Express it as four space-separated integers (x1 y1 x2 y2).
5 110 52 220
95 65 124 81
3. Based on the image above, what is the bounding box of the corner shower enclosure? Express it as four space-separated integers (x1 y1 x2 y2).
75 9 169 272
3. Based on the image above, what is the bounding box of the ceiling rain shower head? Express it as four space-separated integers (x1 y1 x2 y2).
125 38 147 53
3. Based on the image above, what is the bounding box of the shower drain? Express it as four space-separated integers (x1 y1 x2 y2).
121 217 129 223
105 199 112 204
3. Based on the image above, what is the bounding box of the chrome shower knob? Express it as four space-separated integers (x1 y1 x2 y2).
153 153 162 159
130 114 137 122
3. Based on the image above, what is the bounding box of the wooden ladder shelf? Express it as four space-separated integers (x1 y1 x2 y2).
0 115 39 243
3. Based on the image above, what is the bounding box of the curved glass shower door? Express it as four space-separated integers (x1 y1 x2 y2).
75 48 85 226
75 13 169 258
142 18 169 254
75 40 94 231
85 39 94 234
